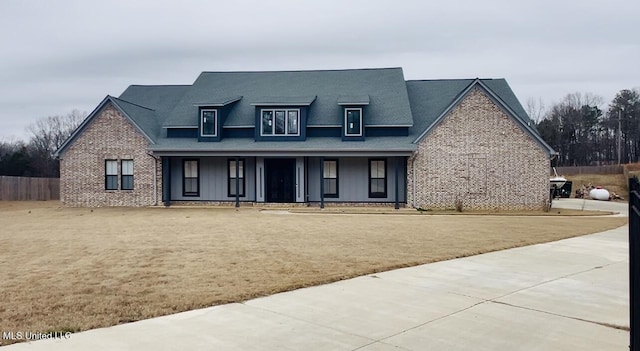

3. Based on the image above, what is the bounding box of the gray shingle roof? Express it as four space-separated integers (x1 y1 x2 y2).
337 95 370 105
193 96 242 107
406 79 473 139
113 85 190 141
250 96 317 106
164 68 414 127
92 68 553 156
110 97 160 141
482 79 538 131
119 85 189 119
406 78 553 154
406 78 539 138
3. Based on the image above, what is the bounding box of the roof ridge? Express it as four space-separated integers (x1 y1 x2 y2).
199 67 403 74
127 84 191 87
111 96 156 111
407 78 497 83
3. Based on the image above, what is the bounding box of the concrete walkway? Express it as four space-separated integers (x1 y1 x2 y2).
6 200 630 350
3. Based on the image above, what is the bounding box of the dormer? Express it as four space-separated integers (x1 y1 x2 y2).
253 96 316 141
338 95 369 141
194 96 242 142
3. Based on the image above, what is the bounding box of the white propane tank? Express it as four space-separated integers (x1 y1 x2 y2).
589 187 610 201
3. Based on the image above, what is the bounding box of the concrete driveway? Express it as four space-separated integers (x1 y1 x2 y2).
5 200 630 350
552 197 628 217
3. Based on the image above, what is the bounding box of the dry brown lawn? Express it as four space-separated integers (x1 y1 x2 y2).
0 201 628 345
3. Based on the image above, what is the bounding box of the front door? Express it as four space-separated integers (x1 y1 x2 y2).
265 159 295 202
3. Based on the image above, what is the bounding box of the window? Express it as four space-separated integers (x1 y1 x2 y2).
201 109 217 137
345 108 362 136
121 160 134 190
323 160 338 198
105 160 118 190
287 111 298 134
183 159 199 196
261 109 300 136
228 159 245 197
369 159 386 198
262 111 273 134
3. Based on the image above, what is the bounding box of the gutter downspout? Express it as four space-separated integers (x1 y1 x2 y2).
394 157 399 210
411 156 416 208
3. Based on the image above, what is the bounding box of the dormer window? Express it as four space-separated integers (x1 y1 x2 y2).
201 109 217 137
345 108 363 136
261 109 300 136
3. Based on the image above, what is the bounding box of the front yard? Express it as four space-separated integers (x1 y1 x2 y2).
0 201 627 345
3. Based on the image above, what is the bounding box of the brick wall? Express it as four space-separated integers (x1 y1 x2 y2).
60 102 162 207
407 87 549 211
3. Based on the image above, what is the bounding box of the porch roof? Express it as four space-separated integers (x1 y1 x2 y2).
148 136 415 157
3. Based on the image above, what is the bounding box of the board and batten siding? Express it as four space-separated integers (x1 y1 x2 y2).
170 157 256 201
307 157 406 203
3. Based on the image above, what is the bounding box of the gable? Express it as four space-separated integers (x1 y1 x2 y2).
55 97 154 157
408 79 555 156
425 87 538 147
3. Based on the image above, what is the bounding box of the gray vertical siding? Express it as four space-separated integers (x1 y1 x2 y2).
167 156 405 203
255 157 265 202
307 157 406 202
170 157 256 201
295 157 305 202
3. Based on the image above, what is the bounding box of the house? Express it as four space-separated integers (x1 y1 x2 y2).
55 68 555 210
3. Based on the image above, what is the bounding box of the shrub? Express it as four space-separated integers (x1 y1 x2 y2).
454 198 463 212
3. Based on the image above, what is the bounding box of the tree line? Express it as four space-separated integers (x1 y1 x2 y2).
531 89 640 166
0 110 86 177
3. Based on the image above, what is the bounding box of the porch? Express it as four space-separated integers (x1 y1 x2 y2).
160 156 407 208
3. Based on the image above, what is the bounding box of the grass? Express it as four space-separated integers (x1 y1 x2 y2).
0 201 628 345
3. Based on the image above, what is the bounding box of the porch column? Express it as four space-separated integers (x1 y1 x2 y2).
319 157 325 209
162 157 171 207
394 157 400 210
235 157 240 208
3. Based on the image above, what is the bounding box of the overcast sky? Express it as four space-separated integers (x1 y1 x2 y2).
1 0 638 141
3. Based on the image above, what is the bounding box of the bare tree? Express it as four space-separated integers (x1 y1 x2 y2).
563 92 604 110
525 97 547 123
26 110 86 177
536 93 605 166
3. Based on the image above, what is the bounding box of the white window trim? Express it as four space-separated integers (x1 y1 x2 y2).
344 108 363 137
260 108 301 136
200 109 218 137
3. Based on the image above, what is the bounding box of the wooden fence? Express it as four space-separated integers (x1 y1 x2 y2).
555 165 624 175
0 176 60 201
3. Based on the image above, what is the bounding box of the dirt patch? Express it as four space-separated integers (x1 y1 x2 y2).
0 201 628 345
565 173 628 199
